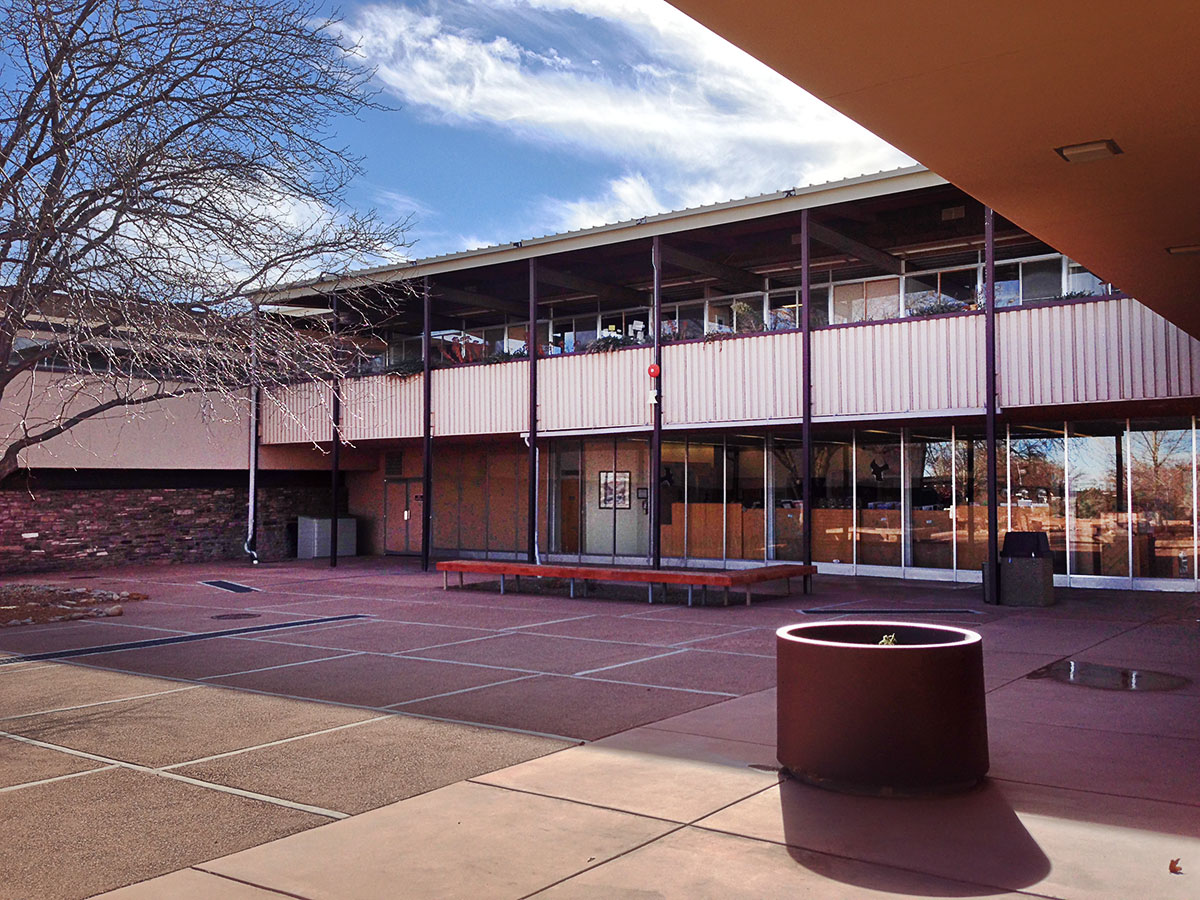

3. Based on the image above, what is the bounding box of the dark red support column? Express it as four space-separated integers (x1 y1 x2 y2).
984 206 1000 603
800 210 813 567
329 290 341 568
421 277 433 572
527 259 539 563
651 236 663 569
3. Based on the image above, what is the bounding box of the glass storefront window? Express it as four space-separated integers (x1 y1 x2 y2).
1129 419 1195 579
1068 423 1129 576
769 437 805 560
1009 425 1067 574
856 430 903 566
954 433 997 572
581 439 616 558
726 437 765 560
614 439 650 558
810 436 854 563
686 439 723 559
906 430 954 569
660 441 687 558
535 421 1196 586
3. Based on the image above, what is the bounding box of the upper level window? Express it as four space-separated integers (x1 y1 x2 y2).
833 278 900 324
1067 261 1107 296
904 267 978 317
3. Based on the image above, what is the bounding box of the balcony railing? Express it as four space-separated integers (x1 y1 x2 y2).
260 296 1200 445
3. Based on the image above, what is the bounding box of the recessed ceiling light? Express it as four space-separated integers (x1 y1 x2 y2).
1054 139 1123 163
1166 244 1200 255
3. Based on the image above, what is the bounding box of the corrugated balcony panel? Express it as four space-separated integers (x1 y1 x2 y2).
663 331 802 426
431 361 528 436
997 298 1200 408
261 380 333 445
540 347 651 432
341 374 422 442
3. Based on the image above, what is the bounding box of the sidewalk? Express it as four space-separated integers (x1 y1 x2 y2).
78 565 1199 899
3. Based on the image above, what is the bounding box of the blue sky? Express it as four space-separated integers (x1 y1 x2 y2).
330 0 913 261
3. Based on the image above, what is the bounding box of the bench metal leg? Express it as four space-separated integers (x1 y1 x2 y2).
686 585 693 607
804 574 812 595
499 574 505 595
443 571 448 590
723 587 730 607
785 577 791 596
569 578 575 599
647 584 654 604
515 574 520 592
745 586 752 606
459 572 464 588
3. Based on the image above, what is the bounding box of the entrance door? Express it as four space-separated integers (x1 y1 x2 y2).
559 475 579 554
385 479 425 555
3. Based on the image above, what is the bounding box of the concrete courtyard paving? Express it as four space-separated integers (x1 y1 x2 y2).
0 557 1196 898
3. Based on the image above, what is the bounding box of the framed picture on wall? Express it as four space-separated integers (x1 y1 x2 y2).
599 471 631 509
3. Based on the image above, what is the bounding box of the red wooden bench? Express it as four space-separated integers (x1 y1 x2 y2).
436 560 815 606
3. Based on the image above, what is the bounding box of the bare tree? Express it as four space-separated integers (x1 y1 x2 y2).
0 0 407 480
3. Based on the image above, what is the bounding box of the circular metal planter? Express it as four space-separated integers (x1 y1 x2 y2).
776 620 989 795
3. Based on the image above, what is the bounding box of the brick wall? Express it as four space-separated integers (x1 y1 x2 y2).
0 483 345 574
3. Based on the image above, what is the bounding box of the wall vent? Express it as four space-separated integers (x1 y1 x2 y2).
385 453 404 477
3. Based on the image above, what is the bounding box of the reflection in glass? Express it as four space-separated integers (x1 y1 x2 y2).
954 433 1000 572
1009 425 1066 574
614 439 650 558
856 431 903 566
811 436 853 563
659 441 687 558
686 439 723 559
1022 258 1061 301
770 437 805 560
1068 424 1128 576
906 430 954 569
994 263 1021 307
581 439 616 558
1129 420 1195 579
727 437 765 560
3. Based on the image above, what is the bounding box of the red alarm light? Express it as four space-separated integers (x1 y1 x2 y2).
647 363 661 378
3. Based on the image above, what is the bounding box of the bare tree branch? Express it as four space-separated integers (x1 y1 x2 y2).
1 0 410 479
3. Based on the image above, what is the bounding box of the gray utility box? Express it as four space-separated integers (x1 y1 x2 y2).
984 531 1055 607
297 516 357 559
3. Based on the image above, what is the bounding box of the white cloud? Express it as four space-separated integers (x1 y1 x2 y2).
344 0 912 241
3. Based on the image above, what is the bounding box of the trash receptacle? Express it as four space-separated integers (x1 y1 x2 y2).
984 532 1055 607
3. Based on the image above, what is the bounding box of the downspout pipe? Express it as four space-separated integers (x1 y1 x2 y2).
244 303 260 564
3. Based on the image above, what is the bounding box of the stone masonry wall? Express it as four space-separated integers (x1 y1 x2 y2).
0 483 344 574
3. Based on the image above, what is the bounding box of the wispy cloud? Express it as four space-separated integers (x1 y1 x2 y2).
343 0 912 242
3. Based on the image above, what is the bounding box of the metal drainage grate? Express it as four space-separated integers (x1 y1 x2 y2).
211 613 262 620
201 580 260 593
1027 659 1190 692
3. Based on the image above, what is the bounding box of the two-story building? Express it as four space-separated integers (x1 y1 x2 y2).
258 166 1199 593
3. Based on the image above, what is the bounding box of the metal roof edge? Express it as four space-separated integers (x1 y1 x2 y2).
274 165 941 301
